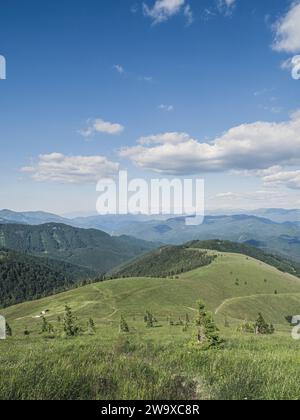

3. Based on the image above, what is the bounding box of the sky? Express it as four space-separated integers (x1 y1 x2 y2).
0 0 300 215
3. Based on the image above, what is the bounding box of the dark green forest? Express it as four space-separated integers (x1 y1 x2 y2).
113 245 216 278
0 249 94 308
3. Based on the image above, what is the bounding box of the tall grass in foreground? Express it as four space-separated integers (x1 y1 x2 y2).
0 333 300 400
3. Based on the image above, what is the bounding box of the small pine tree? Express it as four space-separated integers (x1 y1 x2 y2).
41 316 48 333
5 322 12 337
24 327 30 337
255 313 274 335
191 300 223 349
87 318 96 334
63 305 80 337
41 316 54 335
119 315 129 333
144 311 155 328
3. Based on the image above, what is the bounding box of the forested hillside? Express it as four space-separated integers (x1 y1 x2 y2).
0 249 94 308
113 245 216 278
0 223 158 272
114 240 300 279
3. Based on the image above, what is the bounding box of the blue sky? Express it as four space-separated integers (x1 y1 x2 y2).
0 0 300 214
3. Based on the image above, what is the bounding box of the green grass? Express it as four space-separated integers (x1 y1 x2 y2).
1 252 300 400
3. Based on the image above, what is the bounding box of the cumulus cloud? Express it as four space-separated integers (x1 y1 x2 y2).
273 2 300 53
143 0 192 24
258 166 300 190
80 118 124 138
120 111 300 175
21 153 119 184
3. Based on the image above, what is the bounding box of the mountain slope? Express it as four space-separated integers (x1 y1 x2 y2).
0 223 158 273
3 251 300 334
0 248 94 308
113 245 217 278
114 240 300 279
2 251 300 401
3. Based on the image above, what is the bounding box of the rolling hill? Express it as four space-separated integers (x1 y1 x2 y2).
4 250 300 333
113 240 300 278
2 248 300 400
112 245 217 278
0 223 158 273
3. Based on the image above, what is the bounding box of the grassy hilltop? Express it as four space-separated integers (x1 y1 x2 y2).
1 250 300 400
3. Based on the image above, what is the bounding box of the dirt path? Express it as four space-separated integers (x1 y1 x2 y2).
214 292 300 315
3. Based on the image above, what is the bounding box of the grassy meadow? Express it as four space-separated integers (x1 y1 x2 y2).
1 252 300 400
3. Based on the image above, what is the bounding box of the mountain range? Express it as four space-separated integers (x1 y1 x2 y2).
0 208 299 262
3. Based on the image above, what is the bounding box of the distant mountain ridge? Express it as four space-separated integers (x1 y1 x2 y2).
0 222 159 273
105 214 300 262
1 208 299 262
0 209 70 225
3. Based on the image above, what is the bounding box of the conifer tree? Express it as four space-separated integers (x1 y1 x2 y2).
63 305 80 337
41 316 54 335
255 313 275 335
119 315 129 333
144 311 155 328
191 300 223 349
41 316 48 333
88 318 96 334
24 327 30 337
5 322 12 337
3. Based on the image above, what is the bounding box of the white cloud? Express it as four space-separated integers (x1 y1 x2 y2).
21 153 119 184
273 2 300 53
224 0 236 6
259 166 300 190
113 64 125 74
158 104 174 112
139 75 154 82
210 189 300 209
143 0 192 24
120 111 300 175
183 4 193 25
80 118 124 137
217 0 236 15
